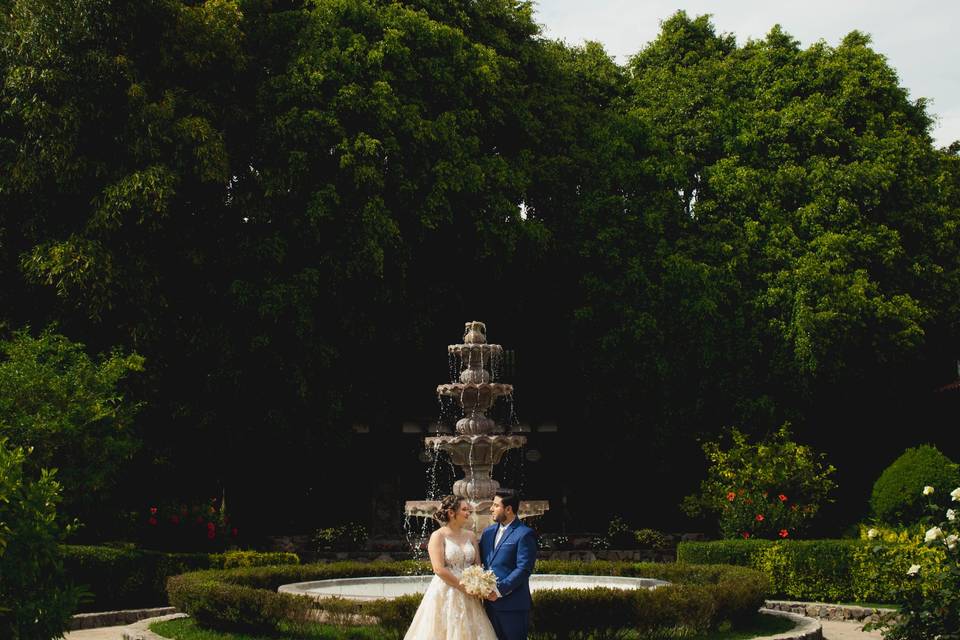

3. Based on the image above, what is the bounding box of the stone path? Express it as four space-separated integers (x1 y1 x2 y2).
65 627 126 640
820 619 884 640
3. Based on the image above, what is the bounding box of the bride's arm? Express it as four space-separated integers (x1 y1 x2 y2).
428 531 465 591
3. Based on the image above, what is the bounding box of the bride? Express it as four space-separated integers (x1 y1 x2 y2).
404 495 498 640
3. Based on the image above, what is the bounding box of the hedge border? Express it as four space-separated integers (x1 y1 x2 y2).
62 545 299 612
677 539 916 602
166 560 769 636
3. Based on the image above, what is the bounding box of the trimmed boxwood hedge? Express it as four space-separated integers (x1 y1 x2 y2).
166 560 768 637
677 539 917 602
62 545 298 612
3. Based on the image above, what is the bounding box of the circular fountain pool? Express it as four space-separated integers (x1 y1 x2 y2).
279 574 668 601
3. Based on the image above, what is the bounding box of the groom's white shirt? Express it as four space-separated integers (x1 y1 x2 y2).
494 523 508 547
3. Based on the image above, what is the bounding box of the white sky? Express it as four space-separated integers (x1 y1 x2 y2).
533 1 959 148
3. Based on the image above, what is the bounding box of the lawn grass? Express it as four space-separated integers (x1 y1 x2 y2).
151 611 796 640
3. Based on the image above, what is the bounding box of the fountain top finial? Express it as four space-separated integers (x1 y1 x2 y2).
463 321 487 344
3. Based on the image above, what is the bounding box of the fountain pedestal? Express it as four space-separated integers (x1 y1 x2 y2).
405 321 548 533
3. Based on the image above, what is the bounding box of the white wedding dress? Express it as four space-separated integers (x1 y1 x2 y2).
403 537 498 640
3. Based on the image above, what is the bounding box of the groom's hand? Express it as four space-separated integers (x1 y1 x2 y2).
485 592 499 601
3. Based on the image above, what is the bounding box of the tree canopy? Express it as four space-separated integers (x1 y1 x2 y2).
0 3 957 533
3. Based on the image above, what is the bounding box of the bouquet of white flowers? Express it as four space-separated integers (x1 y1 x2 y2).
460 565 497 597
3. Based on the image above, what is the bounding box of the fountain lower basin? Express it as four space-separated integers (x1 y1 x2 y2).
279 574 669 601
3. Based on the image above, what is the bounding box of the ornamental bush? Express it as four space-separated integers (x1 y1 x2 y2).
870 445 960 526
682 424 837 539
62 544 298 611
166 561 768 636
678 538 919 602
0 439 80 640
865 485 960 639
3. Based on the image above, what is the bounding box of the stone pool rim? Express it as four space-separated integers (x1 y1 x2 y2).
279 574 670 601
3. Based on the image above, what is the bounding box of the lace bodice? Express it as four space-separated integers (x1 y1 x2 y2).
443 536 475 575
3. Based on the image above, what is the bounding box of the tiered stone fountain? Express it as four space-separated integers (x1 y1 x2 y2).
404 321 548 532
278 322 667 602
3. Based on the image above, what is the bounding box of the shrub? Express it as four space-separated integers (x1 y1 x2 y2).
865 485 960 639
0 439 80 640
166 560 767 636
217 550 300 569
62 545 298 611
870 445 960 526
363 594 423 638
314 522 369 552
633 528 669 550
682 424 836 539
140 498 240 551
678 538 919 602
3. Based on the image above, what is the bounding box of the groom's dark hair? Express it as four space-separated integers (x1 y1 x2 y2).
496 488 520 514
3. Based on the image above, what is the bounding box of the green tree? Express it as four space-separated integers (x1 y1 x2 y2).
0 438 80 640
0 327 144 523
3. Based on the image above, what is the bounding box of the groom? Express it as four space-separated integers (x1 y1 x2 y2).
480 488 537 640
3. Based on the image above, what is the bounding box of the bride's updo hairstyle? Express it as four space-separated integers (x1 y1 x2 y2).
434 494 463 525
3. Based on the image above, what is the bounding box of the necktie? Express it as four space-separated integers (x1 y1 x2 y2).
495 525 507 547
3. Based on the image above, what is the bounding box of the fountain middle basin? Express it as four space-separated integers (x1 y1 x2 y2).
279 575 669 601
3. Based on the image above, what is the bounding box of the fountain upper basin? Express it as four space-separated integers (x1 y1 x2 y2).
279 574 669 601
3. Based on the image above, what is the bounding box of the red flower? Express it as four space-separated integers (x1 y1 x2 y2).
149 506 158 515
779 529 789 538
726 492 736 502
170 515 180 525
207 529 216 540
148 516 158 526
778 494 788 502
231 528 238 537
207 522 216 531
741 531 750 539
755 514 765 522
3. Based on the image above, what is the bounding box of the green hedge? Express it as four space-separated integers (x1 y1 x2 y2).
167 560 768 637
678 539 917 602
62 545 298 612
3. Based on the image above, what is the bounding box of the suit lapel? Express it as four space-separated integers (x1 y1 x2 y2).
490 519 519 563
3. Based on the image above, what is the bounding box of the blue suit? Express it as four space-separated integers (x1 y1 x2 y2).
479 518 537 640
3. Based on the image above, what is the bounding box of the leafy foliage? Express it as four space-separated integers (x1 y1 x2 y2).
0 439 80 640
683 424 836 538
0 326 143 522
0 3 958 533
865 488 960 639
167 560 767 636
679 538 916 604
870 445 960 526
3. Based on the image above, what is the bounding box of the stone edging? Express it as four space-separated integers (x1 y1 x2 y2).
69 607 177 630
121 613 188 640
765 600 898 624
757 608 823 640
